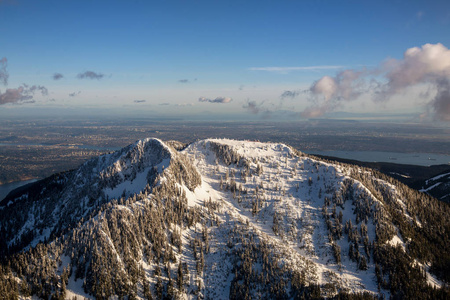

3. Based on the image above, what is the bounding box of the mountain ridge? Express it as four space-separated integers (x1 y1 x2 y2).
310 154 450 203
0 138 449 299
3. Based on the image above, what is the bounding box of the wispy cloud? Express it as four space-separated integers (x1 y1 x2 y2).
280 90 302 99
77 71 104 80
53 73 64 80
24 84 48 96
249 65 345 73
0 57 8 86
198 96 232 103
242 100 275 119
416 11 424 20
243 100 262 114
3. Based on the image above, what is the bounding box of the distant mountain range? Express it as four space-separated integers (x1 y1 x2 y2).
0 138 449 299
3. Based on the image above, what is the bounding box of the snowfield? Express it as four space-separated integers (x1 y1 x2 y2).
181 139 381 295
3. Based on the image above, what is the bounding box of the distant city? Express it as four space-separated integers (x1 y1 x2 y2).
0 116 448 185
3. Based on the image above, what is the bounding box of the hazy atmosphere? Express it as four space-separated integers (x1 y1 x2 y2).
1 1 450 299
1 0 450 122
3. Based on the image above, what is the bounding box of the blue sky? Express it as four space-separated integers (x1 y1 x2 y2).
1 0 450 121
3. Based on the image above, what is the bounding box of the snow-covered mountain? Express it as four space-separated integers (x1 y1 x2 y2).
0 138 449 299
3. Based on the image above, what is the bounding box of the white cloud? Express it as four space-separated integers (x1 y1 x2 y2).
304 43 450 121
248 65 345 73
380 43 450 98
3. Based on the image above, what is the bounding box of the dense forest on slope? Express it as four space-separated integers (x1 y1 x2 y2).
0 138 449 299
314 155 450 203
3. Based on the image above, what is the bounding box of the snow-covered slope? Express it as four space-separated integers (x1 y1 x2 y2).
0 138 449 299
0 138 173 250
420 171 450 202
184 139 380 294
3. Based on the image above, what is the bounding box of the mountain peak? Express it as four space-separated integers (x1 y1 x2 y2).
0 138 449 299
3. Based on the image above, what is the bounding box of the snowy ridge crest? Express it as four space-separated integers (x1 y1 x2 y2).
0 138 176 250
76 138 172 189
0 138 448 299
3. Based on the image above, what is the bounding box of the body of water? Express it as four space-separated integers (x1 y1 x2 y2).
305 150 450 166
0 179 38 202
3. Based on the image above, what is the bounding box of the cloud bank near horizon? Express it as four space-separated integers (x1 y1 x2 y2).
304 43 450 121
0 84 48 105
0 57 50 105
